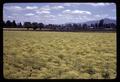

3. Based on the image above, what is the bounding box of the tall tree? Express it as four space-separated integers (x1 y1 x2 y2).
39 23 44 30
12 20 17 27
83 23 87 30
73 23 78 31
95 23 98 29
6 20 12 27
24 22 32 30
32 22 38 30
78 24 81 31
99 19 104 29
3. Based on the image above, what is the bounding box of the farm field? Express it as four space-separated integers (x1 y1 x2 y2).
3 31 116 79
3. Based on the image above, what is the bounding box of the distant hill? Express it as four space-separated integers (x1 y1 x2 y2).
81 18 116 26
103 18 116 24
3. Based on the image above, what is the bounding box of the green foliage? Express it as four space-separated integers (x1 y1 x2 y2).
3 31 116 79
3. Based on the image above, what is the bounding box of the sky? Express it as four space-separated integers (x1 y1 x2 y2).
3 3 116 24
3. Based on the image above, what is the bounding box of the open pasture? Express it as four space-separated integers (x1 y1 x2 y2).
3 31 116 79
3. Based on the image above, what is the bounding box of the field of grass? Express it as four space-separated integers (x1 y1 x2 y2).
3 31 116 79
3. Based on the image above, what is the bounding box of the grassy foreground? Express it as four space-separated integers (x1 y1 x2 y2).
3 31 116 79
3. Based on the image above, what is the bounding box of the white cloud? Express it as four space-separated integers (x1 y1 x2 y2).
44 14 55 18
87 14 115 21
107 16 116 19
7 16 13 18
36 11 41 14
61 9 93 23
64 3 71 6
63 3 112 7
63 9 91 15
52 6 64 9
72 10 92 15
36 10 50 14
12 13 19 16
62 10 114 23
64 3 80 6
72 10 81 13
62 9 71 13
25 13 35 16
38 5 64 11
40 5 51 11
4 6 23 11
58 14 63 16
94 14 109 18
26 6 38 10
87 3 110 6
95 15 101 17
4 3 116 24
49 19 56 20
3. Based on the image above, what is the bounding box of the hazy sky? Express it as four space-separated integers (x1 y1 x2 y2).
3 3 116 24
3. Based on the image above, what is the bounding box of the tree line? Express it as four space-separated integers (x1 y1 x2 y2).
2 19 116 31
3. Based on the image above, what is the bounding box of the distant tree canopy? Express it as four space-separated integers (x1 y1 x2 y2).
99 19 104 29
6 20 12 27
17 22 22 28
12 20 17 27
3 20 22 28
32 22 38 30
39 23 44 30
24 22 32 30
3 19 116 31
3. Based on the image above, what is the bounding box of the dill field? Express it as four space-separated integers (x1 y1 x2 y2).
3 31 116 79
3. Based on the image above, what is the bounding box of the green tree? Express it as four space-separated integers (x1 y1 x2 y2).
99 19 104 29
24 22 32 30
